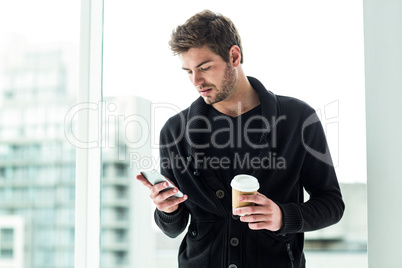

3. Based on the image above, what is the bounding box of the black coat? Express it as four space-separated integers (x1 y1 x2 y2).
155 77 345 268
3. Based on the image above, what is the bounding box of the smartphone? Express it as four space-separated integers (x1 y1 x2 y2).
140 169 184 198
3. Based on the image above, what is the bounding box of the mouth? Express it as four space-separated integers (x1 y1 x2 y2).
199 88 212 96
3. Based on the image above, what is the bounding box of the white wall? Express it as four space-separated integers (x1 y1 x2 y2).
363 0 402 267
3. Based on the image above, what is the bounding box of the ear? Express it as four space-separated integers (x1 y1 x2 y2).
229 45 241 67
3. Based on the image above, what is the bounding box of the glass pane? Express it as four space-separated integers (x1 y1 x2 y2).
0 0 80 267
102 1 367 268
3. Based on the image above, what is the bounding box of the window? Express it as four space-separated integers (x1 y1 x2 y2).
101 1 367 268
0 1 80 267
1 0 376 267
0 249 13 259
0 228 14 243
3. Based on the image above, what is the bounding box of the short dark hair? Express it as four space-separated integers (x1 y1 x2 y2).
169 10 244 64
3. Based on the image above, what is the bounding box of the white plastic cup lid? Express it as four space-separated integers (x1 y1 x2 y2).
231 174 259 192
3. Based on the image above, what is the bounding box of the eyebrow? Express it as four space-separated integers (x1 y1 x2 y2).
182 60 212 71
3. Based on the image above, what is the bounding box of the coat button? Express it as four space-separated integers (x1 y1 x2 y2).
191 230 197 237
232 214 240 220
230 237 239 246
193 170 200 176
228 265 238 268
216 190 225 199
187 156 192 162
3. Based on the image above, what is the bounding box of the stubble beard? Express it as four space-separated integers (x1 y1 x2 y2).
205 63 236 105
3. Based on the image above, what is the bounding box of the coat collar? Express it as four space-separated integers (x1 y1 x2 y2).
185 76 279 178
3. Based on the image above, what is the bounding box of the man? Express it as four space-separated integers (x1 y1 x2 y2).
137 10 344 268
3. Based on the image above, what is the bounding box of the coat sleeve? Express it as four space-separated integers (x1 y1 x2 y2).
276 111 345 235
154 125 190 238
154 204 189 238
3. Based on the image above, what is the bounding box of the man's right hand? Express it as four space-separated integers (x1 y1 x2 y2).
136 174 188 214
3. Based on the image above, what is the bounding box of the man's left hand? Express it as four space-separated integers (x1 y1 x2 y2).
232 192 283 231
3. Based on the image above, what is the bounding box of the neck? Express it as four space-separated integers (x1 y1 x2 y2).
212 72 260 117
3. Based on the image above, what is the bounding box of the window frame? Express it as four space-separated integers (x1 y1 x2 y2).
74 0 402 267
74 0 103 267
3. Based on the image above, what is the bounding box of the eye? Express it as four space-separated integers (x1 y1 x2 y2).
200 66 211 71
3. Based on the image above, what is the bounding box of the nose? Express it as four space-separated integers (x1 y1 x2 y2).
191 71 204 87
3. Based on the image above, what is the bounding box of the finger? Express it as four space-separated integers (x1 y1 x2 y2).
136 174 153 189
156 195 188 211
153 187 181 202
149 181 171 198
248 220 281 231
238 194 258 204
240 214 270 223
233 205 268 216
256 192 267 198
248 221 270 230
239 194 268 205
233 206 251 215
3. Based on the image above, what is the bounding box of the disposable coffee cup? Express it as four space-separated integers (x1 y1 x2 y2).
231 174 260 211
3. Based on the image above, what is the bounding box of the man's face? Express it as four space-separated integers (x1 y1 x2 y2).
181 46 237 105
